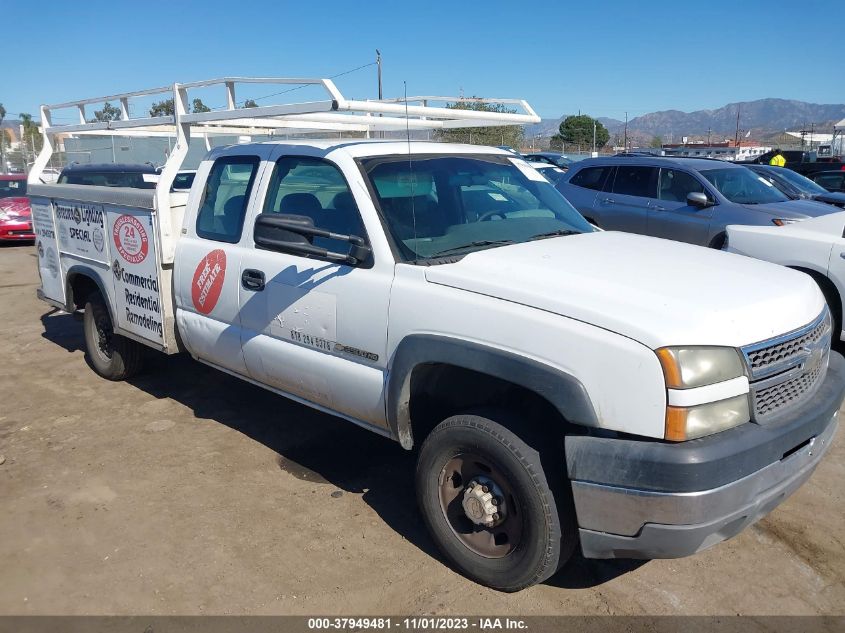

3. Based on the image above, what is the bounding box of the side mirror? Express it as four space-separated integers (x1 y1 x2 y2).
687 192 711 208
254 213 371 265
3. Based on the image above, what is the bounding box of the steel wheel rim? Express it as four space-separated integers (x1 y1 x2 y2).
90 308 114 362
437 452 524 558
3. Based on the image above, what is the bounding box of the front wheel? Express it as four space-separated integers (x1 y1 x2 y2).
83 292 144 380
416 412 577 592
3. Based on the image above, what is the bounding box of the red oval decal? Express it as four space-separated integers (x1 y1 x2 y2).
112 214 149 264
191 249 227 315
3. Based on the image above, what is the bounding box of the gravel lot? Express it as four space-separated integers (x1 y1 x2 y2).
1 242 844 615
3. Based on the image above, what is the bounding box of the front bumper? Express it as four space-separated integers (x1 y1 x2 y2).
567 351 845 560
0 220 35 240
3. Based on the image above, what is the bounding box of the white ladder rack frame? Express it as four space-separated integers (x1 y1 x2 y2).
31 76 539 183
29 76 539 263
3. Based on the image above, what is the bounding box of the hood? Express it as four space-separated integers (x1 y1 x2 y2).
748 198 840 219
424 231 824 349
0 197 31 218
814 191 845 207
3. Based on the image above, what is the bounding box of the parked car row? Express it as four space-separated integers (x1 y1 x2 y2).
555 155 840 248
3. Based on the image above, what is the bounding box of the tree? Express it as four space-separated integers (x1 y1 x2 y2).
149 98 211 117
243 99 258 108
649 135 663 149
556 114 609 151
149 99 174 117
19 112 43 154
92 101 121 122
433 98 524 148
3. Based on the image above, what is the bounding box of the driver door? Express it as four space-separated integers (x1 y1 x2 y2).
237 150 393 427
647 168 714 245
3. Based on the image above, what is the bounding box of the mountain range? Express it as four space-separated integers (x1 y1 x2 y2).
527 98 845 143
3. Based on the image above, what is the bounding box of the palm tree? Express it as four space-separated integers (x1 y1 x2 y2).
0 103 6 173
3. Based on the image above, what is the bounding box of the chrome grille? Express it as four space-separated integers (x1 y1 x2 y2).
753 356 824 417
745 315 829 380
742 310 831 422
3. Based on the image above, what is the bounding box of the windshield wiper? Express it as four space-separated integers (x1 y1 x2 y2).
427 240 517 258
527 229 580 241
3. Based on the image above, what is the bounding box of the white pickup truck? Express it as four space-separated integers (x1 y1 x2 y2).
28 78 845 591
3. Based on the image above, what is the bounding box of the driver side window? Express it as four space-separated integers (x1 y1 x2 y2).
263 156 366 251
658 169 705 202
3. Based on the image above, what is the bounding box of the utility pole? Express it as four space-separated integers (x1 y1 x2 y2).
734 104 741 150
592 120 597 155
623 112 628 151
707 127 712 147
376 49 383 138
376 49 383 100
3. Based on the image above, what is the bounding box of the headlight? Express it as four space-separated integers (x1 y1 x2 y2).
666 395 750 441
656 346 745 389
772 218 801 226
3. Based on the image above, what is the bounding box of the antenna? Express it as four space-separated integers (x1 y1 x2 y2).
404 81 417 249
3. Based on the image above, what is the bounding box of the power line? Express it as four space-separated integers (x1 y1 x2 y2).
242 61 378 105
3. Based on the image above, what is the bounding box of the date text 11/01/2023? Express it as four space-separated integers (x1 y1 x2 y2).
307 618 528 630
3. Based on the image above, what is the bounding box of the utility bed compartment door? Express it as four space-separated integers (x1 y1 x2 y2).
28 184 168 349
29 195 64 304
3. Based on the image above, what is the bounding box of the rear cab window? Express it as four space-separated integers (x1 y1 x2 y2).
196 156 260 243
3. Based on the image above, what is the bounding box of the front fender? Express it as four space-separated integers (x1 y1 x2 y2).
386 334 598 449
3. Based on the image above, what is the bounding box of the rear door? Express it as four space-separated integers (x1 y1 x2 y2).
237 150 393 427
561 165 612 225
595 165 657 234
174 148 272 375
647 168 714 245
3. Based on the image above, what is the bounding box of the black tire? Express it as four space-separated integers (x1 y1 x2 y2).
709 232 727 250
83 292 144 380
416 412 577 592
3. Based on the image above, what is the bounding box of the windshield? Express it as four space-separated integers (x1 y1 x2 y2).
700 167 789 204
772 168 829 195
361 155 594 261
0 179 27 198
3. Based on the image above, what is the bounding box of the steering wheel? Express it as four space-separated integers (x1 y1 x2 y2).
477 210 507 222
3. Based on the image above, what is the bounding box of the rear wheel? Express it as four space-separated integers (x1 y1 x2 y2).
415 412 577 592
83 292 144 380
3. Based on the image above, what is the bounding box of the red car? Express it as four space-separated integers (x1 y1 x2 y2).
0 174 34 241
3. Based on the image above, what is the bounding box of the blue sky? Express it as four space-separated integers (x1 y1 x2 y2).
5 0 843 122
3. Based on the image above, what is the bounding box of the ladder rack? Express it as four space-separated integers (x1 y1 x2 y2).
29 76 540 228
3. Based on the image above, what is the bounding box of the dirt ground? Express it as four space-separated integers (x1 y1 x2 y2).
1 242 844 616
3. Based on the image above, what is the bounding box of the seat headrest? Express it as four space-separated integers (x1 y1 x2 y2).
280 192 322 214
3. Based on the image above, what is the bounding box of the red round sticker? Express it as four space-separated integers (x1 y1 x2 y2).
112 214 149 264
191 249 227 315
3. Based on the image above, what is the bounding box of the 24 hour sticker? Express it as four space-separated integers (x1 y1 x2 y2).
191 249 227 315
112 214 149 264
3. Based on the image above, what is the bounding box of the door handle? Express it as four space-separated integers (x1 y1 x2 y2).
600 197 615 204
241 269 266 291
651 204 667 211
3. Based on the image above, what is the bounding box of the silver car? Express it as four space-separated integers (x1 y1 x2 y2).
556 156 838 248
